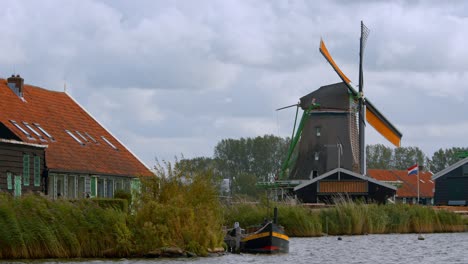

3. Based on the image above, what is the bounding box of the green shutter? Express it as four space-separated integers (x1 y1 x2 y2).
23 154 30 186
131 178 141 194
34 156 41 187
90 177 97 197
14 175 22 197
7 172 12 190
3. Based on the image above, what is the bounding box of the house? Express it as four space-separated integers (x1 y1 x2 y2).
0 75 154 199
431 157 468 206
0 139 46 196
293 168 397 204
368 169 434 205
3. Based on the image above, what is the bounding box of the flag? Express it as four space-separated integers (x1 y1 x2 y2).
407 164 418 176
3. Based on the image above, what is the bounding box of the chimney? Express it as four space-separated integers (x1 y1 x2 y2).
7 74 24 97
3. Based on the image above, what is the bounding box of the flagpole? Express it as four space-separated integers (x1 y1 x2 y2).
417 164 420 204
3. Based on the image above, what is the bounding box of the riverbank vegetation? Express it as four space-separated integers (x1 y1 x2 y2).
0 161 224 259
223 201 466 237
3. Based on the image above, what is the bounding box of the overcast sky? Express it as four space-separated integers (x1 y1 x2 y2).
1 0 467 167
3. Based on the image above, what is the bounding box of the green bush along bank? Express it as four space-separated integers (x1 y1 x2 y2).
224 202 465 237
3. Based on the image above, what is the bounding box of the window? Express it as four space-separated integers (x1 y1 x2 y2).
86 132 98 143
314 152 319 161
34 156 41 187
75 131 89 143
33 123 55 141
65 130 84 145
463 164 468 176
101 136 118 150
10 120 34 139
7 172 13 190
23 154 30 186
316 127 321 137
23 122 46 141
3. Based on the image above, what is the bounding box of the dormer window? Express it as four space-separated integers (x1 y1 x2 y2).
10 120 34 139
65 130 84 146
101 136 118 150
33 123 55 141
23 122 46 141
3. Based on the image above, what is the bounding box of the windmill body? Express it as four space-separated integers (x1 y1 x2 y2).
289 82 360 180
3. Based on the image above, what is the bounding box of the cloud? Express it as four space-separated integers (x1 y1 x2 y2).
0 0 467 165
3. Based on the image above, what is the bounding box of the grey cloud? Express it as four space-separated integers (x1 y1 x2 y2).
1 0 467 164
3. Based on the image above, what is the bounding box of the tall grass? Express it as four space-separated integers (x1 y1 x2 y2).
0 193 130 259
0 161 225 259
224 201 465 237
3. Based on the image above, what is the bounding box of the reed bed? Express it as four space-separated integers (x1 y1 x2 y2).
0 162 225 259
0 193 130 259
224 201 465 237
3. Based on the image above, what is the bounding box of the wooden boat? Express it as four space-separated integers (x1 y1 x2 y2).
225 207 289 254
240 220 289 254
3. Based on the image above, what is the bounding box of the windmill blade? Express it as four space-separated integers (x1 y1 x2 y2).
365 99 402 147
320 38 402 147
319 39 358 95
276 103 299 111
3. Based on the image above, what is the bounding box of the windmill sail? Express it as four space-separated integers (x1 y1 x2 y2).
319 40 353 86
319 39 402 147
365 99 402 147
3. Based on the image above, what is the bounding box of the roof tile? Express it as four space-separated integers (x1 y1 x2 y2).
368 169 433 198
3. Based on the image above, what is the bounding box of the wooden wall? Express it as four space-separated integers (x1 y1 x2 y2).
0 141 46 195
434 162 468 205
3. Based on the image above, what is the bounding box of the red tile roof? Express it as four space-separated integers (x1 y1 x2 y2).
368 169 434 198
0 79 153 177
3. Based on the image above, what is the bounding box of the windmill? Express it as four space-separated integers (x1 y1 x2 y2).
320 22 402 173
277 21 402 182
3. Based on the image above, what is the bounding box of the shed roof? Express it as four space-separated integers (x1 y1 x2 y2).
294 168 397 191
0 78 153 177
431 157 468 181
368 169 434 198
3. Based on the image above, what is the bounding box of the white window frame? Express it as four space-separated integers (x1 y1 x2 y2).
33 123 55 140
65 130 85 145
10 120 34 139
101 136 118 150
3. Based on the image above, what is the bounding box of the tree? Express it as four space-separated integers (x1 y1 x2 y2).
366 144 427 170
213 135 289 196
366 144 393 169
393 146 426 170
430 147 468 173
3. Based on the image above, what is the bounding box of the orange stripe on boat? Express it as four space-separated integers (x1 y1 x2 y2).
242 232 289 242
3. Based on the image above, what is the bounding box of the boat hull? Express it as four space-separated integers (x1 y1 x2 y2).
240 223 289 254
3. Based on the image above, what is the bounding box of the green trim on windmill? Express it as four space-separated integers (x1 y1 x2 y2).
278 103 320 180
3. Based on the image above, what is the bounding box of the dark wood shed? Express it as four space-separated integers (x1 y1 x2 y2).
432 157 468 206
293 168 396 204
0 139 46 196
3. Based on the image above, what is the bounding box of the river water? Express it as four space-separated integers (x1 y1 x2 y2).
10 233 468 264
